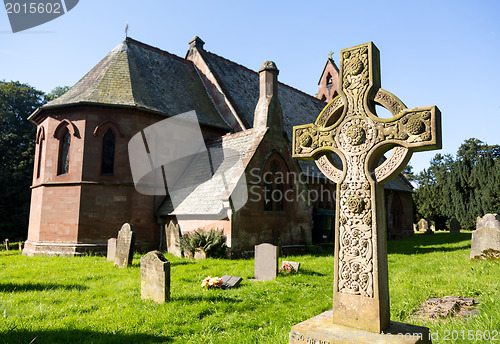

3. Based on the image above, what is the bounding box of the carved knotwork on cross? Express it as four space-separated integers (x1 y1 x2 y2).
292 42 441 332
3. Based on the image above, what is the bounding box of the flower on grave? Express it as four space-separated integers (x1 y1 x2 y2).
279 263 295 274
201 276 223 289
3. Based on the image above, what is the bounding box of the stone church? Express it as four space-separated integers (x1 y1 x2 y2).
24 37 414 256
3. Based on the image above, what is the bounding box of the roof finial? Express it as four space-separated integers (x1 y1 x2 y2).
125 22 129 39
328 51 334 59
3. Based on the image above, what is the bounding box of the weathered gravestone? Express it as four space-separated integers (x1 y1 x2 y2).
107 238 117 262
114 223 135 268
194 248 206 260
221 275 243 290
417 218 428 232
4 239 9 251
449 218 461 233
290 42 441 342
141 251 170 303
254 243 278 281
165 221 182 258
471 214 500 260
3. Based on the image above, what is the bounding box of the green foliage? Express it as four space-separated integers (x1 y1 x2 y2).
0 81 46 241
402 163 416 181
45 86 70 101
414 138 500 229
0 233 499 343
179 228 227 258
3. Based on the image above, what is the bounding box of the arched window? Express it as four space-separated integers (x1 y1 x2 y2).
326 73 333 85
36 137 43 179
101 128 115 175
35 127 45 179
57 128 71 175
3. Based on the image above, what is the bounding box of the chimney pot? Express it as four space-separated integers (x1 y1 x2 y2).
189 36 205 50
259 61 279 74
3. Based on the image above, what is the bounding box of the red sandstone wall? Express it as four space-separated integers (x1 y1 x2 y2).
27 106 227 254
230 131 312 253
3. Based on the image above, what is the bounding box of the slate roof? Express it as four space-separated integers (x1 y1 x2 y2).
200 50 326 136
200 49 412 193
30 38 229 130
156 129 267 216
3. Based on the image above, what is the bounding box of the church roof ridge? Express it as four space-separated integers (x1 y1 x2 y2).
202 49 325 104
125 37 189 65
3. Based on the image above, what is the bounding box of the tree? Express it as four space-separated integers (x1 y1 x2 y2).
45 86 69 102
0 81 46 241
413 138 500 230
413 154 452 228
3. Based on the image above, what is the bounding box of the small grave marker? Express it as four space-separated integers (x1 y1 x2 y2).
165 221 182 257
449 218 461 233
107 238 117 262
221 275 243 289
254 243 278 281
141 251 170 303
471 214 500 260
114 223 135 268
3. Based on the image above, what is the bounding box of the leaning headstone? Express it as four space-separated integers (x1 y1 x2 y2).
107 238 117 262
165 221 182 257
221 275 243 290
4 239 9 251
290 42 440 342
18 242 23 251
418 218 428 232
141 251 170 303
114 223 135 268
254 243 278 281
471 214 500 260
449 218 461 233
282 261 300 272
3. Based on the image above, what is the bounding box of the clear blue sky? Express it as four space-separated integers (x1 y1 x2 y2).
1 0 499 173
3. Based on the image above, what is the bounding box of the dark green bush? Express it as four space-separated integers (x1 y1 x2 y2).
178 228 227 258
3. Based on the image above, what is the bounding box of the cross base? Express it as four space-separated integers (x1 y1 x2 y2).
289 310 431 344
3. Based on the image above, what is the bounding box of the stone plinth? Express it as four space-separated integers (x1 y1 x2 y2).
289 310 430 344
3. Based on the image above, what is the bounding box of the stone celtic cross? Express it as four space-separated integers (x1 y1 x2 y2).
292 42 441 333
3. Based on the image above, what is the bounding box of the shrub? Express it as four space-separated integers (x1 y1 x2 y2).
179 228 227 258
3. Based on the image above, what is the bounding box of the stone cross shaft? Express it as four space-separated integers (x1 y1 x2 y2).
292 42 441 333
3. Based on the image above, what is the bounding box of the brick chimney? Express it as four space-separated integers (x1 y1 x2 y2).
253 61 283 132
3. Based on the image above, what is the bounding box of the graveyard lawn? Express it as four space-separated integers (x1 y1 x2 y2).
0 232 498 344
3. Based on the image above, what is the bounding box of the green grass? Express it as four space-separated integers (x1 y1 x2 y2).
0 232 498 343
